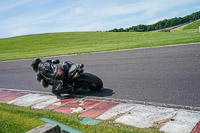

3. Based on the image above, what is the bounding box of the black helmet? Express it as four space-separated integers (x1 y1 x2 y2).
31 58 42 72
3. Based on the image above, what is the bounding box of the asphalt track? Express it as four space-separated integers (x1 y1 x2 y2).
0 43 200 108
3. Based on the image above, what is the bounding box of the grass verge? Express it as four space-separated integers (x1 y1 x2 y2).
0 29 199 61
183 19 200 30
0 103 163 133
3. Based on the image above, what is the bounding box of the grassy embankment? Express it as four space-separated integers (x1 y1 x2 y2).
0 27 199 61
0 103 162 133
183 19 200 30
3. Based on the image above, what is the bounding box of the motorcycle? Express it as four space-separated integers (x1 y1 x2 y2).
47 63 103 93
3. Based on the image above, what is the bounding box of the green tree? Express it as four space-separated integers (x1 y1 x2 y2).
108 11 200 32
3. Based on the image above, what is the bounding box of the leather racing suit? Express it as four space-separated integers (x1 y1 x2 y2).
36 60 72 96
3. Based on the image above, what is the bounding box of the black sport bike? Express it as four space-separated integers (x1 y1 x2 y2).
48 63 103 93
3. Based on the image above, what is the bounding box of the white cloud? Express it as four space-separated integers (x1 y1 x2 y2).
74 7 84 15
147 17 168 25
0 0 32 12
87 0 193 21
140 0 197 18
13 28 30 36
169 11 180 17
91 2 144 17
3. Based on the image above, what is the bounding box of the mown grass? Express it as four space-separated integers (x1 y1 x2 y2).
0 103 163 133
0 29 199 61
183 19 200 30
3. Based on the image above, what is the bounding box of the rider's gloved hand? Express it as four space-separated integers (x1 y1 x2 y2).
52 59 60 64
80 64 84 68
37 73 42 82
41 79 48 88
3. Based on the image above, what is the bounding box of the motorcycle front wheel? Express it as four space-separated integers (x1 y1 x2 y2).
75 73 103 91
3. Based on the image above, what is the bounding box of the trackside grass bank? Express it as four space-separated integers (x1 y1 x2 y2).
0 103 162 133
183 19 200 30
0 29 199 61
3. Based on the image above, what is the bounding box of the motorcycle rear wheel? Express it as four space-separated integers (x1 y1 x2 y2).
75 73 103 91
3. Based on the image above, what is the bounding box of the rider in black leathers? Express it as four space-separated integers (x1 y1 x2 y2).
31 58 73 96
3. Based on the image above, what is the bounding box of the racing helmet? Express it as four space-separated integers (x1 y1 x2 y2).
31 58 42 72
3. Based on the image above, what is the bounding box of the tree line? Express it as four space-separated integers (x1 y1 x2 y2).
108 11 200 32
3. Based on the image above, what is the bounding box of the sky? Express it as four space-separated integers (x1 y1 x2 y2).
0 0 200 38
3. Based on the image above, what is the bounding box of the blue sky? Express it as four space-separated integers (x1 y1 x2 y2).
0 0 199 38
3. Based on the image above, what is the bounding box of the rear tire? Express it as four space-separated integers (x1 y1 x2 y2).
75 73 103 91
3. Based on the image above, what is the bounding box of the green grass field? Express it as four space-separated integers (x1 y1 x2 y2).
183 19 200 30
0 28 199 61
0 103 162 133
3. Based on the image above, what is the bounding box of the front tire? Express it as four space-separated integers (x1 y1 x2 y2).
75 73 103 91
